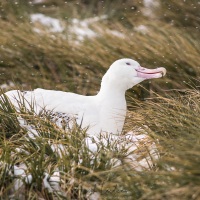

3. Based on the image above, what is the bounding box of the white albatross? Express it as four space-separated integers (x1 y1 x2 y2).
3 59 166 195
5 58 166 136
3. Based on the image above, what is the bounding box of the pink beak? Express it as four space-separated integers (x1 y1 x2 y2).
136 66 166 79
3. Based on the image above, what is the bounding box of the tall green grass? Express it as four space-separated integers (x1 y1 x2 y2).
0 0 200 199
0 89 200 199
0 0 199 96
0 93 129 199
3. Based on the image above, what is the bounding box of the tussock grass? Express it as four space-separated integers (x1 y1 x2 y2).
0 0 199 97
0 0 200 199
0 93 129 199
1 20 199 96
157 0 200 28
124 90 200 199
0 89 200 199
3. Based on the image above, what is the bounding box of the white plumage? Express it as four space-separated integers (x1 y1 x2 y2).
5 58 166 136
3 58 166 196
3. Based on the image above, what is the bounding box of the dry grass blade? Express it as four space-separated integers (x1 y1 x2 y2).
0 0 200 199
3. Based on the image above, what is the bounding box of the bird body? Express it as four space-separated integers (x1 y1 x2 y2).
5 87 126 135
5 58 166 136
3 58 166 195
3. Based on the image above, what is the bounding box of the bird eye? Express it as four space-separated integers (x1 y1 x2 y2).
126 62 131 65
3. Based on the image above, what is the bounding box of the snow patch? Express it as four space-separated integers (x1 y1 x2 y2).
30 13 64 33
108 30 125 38
0 81 15 90
70 19 97 41
135 25 149 34
32 0 46 4
69 15 127 41
29 13 126 41
143 0 159 8
143 0 160 17
13 164 60 193
69 15 107 41
30 13 108 40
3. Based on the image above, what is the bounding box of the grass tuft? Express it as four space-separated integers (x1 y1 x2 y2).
0 1 200 199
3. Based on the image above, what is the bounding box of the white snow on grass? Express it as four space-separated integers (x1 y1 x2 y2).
30 13 125 41
13 164 60 193
30 13 106 40
0 81 15 90
107 30 125 38
32 0 46 4
70 15 127 41
70 18 97 41
30 13 64 33
143 0 159 8
134 25 149 34
69 15 107 41
143 0 160 17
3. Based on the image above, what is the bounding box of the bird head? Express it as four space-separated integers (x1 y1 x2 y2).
102 58 166 91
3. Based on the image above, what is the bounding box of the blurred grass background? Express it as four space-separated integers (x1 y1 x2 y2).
0 0 199 96
0 0 200 199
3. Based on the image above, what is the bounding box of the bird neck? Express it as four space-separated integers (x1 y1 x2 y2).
96 82 127 135
97 82 126 102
